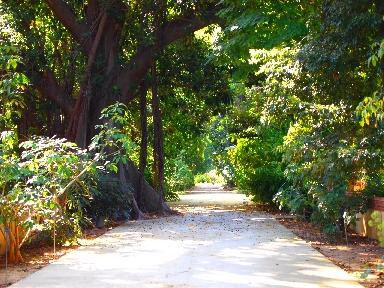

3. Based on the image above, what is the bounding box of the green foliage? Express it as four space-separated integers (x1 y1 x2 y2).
368 211 384 246
0 101 141 252
364 172 384 198
164 153 195 200
222 47 294 202
158 37 232 192
218 0 313 60
209 0 384 233
91 102 138 173
87 102 140 215
195 170 224 184
0 42 28 130
19 136 93 242
194 173 213 184
267 1 384 232
274 185 312 216
0 132 95 248
208 115 235 186
230 129 285 202
2 0 384 241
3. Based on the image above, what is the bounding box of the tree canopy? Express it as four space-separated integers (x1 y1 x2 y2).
2 0 384 263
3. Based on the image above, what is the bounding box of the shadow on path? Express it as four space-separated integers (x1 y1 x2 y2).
10 184 362 288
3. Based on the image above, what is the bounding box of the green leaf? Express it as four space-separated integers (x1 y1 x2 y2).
7 58 18 70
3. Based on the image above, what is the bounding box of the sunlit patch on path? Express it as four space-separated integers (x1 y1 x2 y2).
10 183 362 288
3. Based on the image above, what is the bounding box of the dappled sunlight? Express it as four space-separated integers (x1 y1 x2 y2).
11 186 362 288
250 217 277 221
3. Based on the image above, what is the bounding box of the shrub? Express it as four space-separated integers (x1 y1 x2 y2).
0 133 95 262
369 211 384 247
229 127 285 202
194 173 212 184
195 170 225 184
274 102 384 233
274 185 312 217
165 154 194 200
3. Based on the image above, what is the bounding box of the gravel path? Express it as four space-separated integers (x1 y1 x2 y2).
10 184 362 288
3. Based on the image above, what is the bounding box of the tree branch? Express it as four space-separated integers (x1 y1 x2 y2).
46 0 91 52
115 13 219 103
35 70 74 116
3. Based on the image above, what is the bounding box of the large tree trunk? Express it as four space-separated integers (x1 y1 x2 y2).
21 0 219 218
62 3 172 217
72 85 172 216
123 161 171 214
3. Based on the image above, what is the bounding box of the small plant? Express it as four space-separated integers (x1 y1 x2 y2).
87 102 138 219
90 102 137 173
274 185 312 217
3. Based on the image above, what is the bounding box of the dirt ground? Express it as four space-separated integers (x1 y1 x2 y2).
251 203 384 288
277 216 384 288
0 221 123 288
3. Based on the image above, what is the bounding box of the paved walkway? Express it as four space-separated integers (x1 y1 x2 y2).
11 184 362 288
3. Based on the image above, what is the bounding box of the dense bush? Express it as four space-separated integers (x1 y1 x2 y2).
194 173 213 184
194 170 224 184
274 103 384 232
220 48 294 202
220 5 384 231
260 1 384 232
0 132 95 262
229 130 285 202
0 102 141 262
165 153 195 200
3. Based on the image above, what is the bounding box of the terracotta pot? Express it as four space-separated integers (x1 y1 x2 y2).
372 196 384 211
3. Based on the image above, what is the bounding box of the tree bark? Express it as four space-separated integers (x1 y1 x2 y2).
66 11 108 146
138 81 148 210
123 160 171 214
151 63 165 207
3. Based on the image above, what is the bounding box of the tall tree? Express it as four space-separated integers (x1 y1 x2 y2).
2 0 220 214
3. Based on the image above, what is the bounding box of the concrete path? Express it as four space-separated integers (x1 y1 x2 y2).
10 184 362 288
